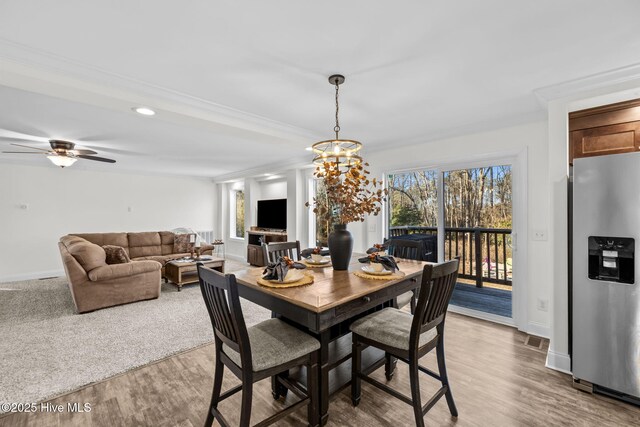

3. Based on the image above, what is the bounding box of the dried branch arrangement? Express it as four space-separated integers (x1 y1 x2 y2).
306 161 387 225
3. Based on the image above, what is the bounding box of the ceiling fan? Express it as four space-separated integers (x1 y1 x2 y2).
1 140 116 168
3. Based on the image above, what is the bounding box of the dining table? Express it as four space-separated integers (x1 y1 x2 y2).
232 256 427 425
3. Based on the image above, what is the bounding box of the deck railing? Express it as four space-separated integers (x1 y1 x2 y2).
389 226 512 287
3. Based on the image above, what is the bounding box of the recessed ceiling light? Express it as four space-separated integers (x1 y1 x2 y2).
264 173 273 177
305 147 313 151
132 107 155 116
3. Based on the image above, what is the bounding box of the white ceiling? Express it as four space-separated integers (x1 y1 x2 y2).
1 0 640 178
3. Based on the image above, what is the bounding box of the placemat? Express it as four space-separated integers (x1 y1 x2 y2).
257 271 314 288
302 259 332 268
353 270 406 280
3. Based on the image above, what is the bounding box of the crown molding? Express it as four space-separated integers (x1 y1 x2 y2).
212 154 312 183
0 38 321 142
533 62 640 105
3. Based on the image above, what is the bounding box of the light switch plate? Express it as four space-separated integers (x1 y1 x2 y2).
533 229 547 241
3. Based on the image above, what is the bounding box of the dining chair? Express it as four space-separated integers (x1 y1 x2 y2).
350 259 460 427
387 238 423 313
263 240 302 263
197 264 320 427
387 238 422 260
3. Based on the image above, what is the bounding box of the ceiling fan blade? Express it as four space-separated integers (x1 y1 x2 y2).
1 151 46 154
77 155 116 163
9 143 51 152
71 149 98 155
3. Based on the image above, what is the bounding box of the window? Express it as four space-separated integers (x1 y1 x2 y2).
230 189 245 239
314 179 329 246
387 170 438 234
307 178 329 247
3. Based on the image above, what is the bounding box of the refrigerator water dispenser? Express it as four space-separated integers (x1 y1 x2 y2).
588 236 634 284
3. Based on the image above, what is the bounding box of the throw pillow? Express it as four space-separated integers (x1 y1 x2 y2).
173 233 194 254
102 245 131 265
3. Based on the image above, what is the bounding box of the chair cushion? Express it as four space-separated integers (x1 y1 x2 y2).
397 291 413 309
224 318 320 372
350 307 437 351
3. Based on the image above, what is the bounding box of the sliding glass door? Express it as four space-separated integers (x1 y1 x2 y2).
443 165 513 319
386 163 515 323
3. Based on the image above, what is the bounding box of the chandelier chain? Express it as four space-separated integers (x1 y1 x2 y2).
334 81 340 138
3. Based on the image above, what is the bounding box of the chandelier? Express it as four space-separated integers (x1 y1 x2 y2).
312 74 363 168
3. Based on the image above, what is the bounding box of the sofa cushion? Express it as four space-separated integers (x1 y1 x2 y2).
68 242 107 272
60 235 88 248
87 260 162 281
173 233 194 254
128 232 162 258
71 233 129 254
102 245 131 265
160 231 175 255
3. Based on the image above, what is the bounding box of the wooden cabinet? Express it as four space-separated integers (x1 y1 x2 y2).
569 99 640 165
571 122 640 164
246 229 287 266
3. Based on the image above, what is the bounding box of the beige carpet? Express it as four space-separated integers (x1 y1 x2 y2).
0 259 269 410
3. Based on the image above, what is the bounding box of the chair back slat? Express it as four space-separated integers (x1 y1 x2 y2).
411 259 459 344
198 265 251 359
387 239 422 261
262 241 302 264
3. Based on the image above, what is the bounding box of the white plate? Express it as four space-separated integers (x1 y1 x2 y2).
268 269 304 283
306 257 330 265
361 265 392 275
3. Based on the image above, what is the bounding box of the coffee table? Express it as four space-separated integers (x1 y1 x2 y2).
164 257 225 291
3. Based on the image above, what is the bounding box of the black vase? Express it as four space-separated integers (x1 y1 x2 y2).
328 224 353 271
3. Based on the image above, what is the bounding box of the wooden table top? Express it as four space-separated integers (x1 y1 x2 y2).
233 257 427 313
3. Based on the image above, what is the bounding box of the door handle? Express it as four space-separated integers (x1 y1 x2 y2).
362 296 371 303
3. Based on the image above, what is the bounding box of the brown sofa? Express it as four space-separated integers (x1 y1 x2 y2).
59 231 213 313
59 235 162 313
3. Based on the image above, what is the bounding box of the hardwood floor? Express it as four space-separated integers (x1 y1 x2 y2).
1 312 638 426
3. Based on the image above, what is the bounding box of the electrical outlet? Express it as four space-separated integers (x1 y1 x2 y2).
127 206 133 213
533 229 547 241
18 203 28 210
368 222 376 232
537 298 549 312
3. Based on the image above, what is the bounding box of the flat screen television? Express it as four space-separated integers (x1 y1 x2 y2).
257 198 287 230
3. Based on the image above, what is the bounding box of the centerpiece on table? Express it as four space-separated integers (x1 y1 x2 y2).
306 161 386 270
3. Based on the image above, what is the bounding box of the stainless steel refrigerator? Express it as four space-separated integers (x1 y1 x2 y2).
573 152 640 401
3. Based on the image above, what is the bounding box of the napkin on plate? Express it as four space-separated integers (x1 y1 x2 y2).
262 256 307 282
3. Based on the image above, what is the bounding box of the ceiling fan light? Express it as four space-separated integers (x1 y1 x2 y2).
47 155 77 168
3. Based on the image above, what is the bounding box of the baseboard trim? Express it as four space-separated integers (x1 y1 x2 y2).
224 253 245 262
527 321 550 339
546 349 572 374
0 269 65 283
447 305 515 327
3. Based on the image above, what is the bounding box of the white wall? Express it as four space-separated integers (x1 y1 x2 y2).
357 121 551 337
0 163 215 281
260 179 286 200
